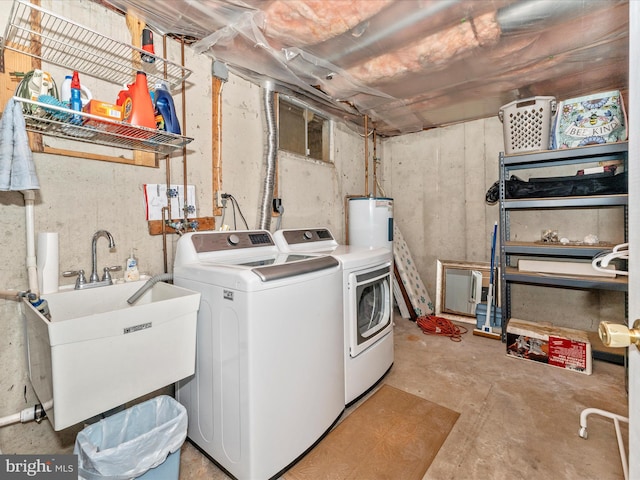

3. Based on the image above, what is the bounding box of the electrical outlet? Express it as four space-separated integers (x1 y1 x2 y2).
272 198 282 213
216 191 223 207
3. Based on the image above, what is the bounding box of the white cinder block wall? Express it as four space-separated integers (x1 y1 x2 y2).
0 0 624 455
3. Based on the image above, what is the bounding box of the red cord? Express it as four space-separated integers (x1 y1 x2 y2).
416 315 468 342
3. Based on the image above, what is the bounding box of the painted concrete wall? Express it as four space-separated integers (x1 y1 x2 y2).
382 118 625 331
0 0 366 453
0 0 625 456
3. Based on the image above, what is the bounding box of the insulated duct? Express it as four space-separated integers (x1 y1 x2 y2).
496 0 606 34
258 82 278 231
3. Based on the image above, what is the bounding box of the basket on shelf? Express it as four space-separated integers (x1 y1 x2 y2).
499 96 556 154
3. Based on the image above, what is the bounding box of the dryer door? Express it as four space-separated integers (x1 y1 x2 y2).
348 264 393 357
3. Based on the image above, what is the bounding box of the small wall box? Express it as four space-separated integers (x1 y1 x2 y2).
506 318 592 375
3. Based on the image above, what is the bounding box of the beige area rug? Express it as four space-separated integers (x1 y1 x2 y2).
284 384 459 480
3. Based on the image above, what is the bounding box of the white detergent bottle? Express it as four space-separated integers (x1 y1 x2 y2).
125 248 140 282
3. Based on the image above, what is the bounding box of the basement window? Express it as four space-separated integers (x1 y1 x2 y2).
278 97 331 162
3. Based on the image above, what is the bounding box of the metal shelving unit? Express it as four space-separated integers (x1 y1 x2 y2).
1 0 194 154
499 141 629 341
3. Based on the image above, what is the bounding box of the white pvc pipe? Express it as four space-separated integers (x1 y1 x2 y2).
0 412 22 428
0 289 22 299
22 190 39 297
0 404 46 428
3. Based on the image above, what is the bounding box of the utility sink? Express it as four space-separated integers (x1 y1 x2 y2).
24 280 200 431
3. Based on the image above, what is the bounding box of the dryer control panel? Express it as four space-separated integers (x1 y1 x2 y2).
280 228 334 245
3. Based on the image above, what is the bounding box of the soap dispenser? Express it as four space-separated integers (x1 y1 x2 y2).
125 248 140 282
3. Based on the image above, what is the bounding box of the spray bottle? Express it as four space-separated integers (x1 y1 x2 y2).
70 71 83 123
61 74 92 107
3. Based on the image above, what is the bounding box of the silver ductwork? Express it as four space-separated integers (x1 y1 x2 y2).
258 82 278 231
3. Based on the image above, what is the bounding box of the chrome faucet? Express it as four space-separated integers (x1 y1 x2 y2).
90 230 116 283
62 230 121 290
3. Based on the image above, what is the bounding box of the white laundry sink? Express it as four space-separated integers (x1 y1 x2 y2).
24 280 200 431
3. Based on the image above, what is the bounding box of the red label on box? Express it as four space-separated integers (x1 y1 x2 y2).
548 336 587 370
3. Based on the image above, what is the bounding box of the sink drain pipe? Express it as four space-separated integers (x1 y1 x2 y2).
0 404 47 429
0 402 49 453
127 273 173 305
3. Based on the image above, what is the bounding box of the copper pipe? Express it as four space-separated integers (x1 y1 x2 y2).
161 34 171 272
181 36 188 225
364 115 369 196
372 128 377 197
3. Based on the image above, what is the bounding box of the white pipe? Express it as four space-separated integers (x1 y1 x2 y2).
0 412 22 428
0 289 22 299
0 404 45 428
22 190 39 297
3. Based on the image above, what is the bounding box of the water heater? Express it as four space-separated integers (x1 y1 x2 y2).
348 197 393 250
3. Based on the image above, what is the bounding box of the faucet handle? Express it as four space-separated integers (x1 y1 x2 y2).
102 265 122 283
63 269 87 289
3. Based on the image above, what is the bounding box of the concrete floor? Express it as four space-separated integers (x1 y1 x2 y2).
179 314 629 480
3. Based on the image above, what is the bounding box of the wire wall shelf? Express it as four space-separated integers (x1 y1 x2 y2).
15 97 193 155
1 0 192 88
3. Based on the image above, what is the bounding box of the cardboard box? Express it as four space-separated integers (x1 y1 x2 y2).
83 100 122 122
506 318 592 374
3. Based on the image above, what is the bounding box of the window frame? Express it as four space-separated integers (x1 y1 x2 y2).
278 96 333 164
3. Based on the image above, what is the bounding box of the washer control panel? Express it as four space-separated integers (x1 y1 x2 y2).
191 231 275 253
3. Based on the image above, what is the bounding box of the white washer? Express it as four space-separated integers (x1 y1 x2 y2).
173 230 344 480
274 228 394 405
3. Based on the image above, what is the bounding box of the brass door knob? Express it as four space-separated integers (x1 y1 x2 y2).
599 319 640 349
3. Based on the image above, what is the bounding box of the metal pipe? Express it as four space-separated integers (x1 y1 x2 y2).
326 0 462 66
162 34 171 273
364 115 369 196
497 0 607 34
258 82 278 230
372 128 377 197
181 36 188 226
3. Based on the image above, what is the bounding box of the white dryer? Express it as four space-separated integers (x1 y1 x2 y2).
173 230 344 480
274 228 393 405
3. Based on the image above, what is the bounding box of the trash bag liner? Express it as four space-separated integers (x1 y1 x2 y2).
74 395 187 480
